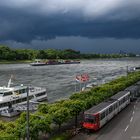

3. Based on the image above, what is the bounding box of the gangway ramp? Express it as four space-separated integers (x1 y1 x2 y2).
13 102 39 111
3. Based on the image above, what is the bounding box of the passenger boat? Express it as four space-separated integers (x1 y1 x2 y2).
0 77 47 113
30 59 80 66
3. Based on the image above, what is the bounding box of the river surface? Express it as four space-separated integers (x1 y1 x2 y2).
0 58 140 103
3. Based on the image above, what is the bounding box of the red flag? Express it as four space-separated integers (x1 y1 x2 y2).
81 73 89 82
75 73 89 83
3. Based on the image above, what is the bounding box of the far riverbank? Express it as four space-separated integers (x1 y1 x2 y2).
0 57 140 64
0 60 32 64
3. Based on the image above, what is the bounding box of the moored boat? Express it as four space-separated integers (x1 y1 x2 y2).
0 77 47 114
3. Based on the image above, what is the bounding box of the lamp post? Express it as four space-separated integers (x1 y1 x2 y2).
126 66 128 76
26 86 30 140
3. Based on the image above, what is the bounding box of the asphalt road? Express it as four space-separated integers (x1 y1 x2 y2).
71 98 140 140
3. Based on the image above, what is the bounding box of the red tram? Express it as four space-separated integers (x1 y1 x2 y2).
83 91 130 131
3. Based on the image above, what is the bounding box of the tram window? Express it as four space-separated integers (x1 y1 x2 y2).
125 97 127 101
113 104 116 110
127 95 129 100
106 109 109 116
119 99 123 105
125 96 127 100
115 103 118 108
123 98 125 103
84 114 96 123
100 112 105 120
119 101 121 105
109 106 113 113
114 104 115 109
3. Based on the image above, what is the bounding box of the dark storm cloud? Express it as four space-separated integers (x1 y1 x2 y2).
0 0 140 53
0 4 140 42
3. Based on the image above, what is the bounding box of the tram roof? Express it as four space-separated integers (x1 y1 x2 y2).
136 81 140 85
125 85 139 91
111 90 130 99
85 91 129 114
85 101 114 114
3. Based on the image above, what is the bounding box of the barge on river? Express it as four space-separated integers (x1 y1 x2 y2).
30 59 80 66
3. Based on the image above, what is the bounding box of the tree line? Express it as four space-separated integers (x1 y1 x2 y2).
0 45 134 61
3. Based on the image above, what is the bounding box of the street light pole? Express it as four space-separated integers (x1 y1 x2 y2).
126 66 128 76
26 86 30 140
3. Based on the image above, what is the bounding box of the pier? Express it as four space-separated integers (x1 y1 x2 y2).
0 101 39 117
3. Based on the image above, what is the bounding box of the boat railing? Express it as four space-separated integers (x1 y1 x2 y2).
29 87 45 92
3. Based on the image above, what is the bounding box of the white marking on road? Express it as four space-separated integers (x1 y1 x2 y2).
130 117 133 122
125 125 129 132
134 105 135 109
131 136 140 139
133 111 135 115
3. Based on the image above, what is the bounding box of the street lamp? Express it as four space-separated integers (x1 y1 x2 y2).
126 66 128 76
26 86 30 140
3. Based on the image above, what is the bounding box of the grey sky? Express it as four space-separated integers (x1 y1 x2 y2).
0 0 140 53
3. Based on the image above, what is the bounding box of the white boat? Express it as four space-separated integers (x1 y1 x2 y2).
82 82 97 91
0 77 47 113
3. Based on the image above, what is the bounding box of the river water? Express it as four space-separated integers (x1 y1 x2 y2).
0 58 140 103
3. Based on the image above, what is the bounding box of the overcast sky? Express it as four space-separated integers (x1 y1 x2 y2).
0 0 140 53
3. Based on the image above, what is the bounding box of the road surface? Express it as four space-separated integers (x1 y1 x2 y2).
71 98 140 140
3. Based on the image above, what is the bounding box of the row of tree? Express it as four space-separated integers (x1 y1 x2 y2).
0 71 140 139
0 45 134 61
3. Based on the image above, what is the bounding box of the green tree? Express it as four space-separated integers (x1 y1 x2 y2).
29 114 51 140
63 100 85 128
51 107 70 130
38 103 49 114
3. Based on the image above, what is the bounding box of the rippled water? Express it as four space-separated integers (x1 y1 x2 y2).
0 58 140 102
